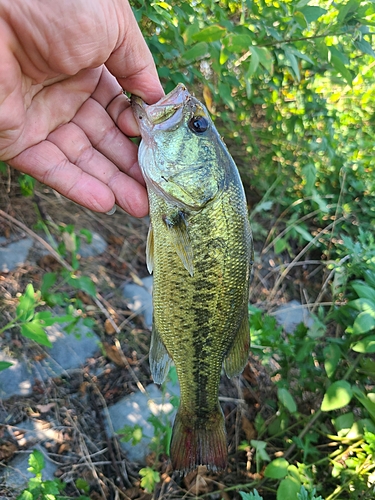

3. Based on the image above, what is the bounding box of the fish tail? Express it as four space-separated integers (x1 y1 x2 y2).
170 406 227 474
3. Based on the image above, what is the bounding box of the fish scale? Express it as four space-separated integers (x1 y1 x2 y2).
132 84 253 473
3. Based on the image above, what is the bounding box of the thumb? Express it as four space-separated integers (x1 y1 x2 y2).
106 1 164 104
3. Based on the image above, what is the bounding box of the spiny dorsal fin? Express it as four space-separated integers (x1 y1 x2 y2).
146 224 154 274
150 321 172 384
164 211 194 277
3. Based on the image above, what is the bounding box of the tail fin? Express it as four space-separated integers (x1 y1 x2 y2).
170 406 227 474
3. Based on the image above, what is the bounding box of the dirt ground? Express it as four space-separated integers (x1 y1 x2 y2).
0 174 286 500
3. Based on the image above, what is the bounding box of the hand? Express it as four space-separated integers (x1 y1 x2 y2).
0 0 164 216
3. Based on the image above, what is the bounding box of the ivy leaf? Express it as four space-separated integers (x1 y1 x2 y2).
321 380 353 411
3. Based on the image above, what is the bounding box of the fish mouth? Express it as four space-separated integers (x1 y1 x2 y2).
132 84 191 132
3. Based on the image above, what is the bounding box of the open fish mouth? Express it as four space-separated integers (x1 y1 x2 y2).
132 84 191 132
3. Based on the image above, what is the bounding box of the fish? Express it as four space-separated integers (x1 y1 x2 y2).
132 84 253 473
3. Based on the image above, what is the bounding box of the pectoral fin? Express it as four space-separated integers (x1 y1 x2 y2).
224 310 250 378
150 321 172 384
164 211 194 277
146 224 154 274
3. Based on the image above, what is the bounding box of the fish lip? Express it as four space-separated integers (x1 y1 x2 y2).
132 84 191 131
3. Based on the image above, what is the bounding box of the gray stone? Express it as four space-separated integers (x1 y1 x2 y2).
0 237 33 272
105 381 178 464
123 276 153 329
0 448 57 493
78 232 107 257
0 322 98 399
273 300 313 334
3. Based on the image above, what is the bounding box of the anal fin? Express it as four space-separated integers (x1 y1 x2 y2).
150 322 171 384
224 310 250 378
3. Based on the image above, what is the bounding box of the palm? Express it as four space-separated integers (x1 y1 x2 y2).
0 0 164 216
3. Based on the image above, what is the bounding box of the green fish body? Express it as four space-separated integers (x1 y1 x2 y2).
132 84 253 473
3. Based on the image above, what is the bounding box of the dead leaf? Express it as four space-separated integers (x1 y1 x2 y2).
242 415 257 441
0 442 17 461
102 342 126 367
104 318 116 335
36 403 55 413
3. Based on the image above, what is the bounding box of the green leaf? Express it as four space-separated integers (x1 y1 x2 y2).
192 25 226 43
251 440 271 462
240 490 264 500
337 0 360 23
28 450 45 475
251 46 274 74
246 47 260 79
0 361 12 371
329 48 353 85
324 344 341 378
139 467 160 493
16 284 36 322
264 457 289 479
74 276 97 297
16 492 33 500
352 335 375 353
224 34 253 53
299 6 326 23
352 282 375 302
321 380 353 411
352 387 375 421
277 475 301 500
302 163 316 194
355 39 375 58
183 42 209 61
41 272 57 297
218 81 235 111
76 478 90 493
21 322 52 348
333 412 354 437
118 424 144 445
278 388 297 413
353 311 375 335
284 48 300 82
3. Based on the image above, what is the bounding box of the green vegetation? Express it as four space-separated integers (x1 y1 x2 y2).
2 0 375 498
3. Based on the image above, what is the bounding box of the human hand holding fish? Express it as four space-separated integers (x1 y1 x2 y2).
0 0 163 217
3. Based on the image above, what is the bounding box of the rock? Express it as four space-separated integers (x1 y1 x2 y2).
0 448 58 493
274 300 313 334
123 276 153 329
0 237 33 272
0 322 98 399
105 381 178 464
78 232 107 257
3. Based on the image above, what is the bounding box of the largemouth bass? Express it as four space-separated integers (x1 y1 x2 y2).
132 84 253 473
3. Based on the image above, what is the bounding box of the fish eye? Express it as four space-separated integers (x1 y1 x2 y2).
188 116 209 134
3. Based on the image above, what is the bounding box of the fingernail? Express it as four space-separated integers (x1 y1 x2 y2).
106 205 116 215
